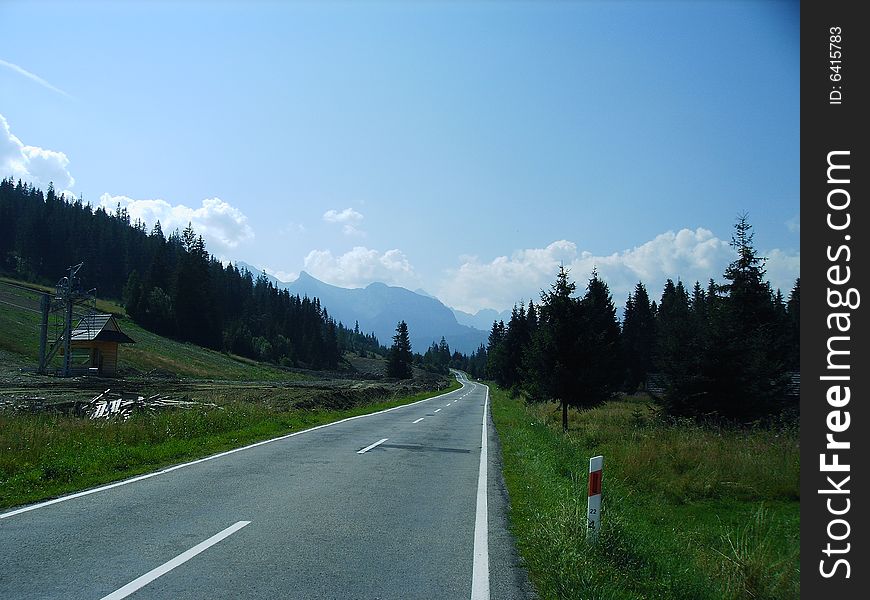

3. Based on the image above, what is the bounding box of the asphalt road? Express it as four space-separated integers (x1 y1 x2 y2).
0 373 535 599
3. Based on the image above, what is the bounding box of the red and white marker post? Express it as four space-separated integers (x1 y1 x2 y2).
586 455 603 543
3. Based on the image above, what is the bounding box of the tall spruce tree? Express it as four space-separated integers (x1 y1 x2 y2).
523 266 580 430
523 266 618 431
387 321 413 379
502 303 531 391
577 270 623 403
655 279 705 416
486 320 508 384
702 215 788 422
622 282 655 392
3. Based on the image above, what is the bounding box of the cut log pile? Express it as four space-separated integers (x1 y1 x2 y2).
86 389 218 420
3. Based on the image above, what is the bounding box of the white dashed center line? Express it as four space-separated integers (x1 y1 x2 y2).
357 438 389 454
412 417 424 424
100 521 250 600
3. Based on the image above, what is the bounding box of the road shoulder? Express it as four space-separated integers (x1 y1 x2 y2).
486 400 538 600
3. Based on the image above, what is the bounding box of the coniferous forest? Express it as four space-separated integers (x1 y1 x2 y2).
0 178 382 369
484 216 800 427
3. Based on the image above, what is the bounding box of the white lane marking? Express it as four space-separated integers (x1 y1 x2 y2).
434 409 441 413
412 417 425 424
470 385 490 600
1 378 470 520
100 521 250 600
357 438 389 454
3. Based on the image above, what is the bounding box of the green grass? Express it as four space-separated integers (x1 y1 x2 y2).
0 379 460 510
489 387 799 600
117 320 305 381
0 277 299 380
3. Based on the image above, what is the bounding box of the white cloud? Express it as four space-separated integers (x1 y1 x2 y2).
0 58 72 98
1 113 75 191
303 246 418 288
323 207 365 236
437 228 800 313
437 240 583 314
764 248 800 294
98 193 254 255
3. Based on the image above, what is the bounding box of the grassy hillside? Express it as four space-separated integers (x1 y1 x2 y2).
490 387 799 600
0 277 299 381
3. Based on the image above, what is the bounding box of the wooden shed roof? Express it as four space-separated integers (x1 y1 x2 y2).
71 314 135 344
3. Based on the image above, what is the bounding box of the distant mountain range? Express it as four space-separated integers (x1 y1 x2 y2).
452 307 513 331
235 263 490 354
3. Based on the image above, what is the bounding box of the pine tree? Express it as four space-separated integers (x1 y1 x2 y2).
502 303 531 391
438 336 451 370
522 266 593 431
486 320 508 384
173 225 217 348
122 270 144 319
526 300 538 332
652 216 791 423
387 321 413 379
577 270 623 404
656 279 705 417
704 215 789 422
622 282 655 392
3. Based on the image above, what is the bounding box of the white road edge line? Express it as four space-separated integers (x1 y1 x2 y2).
100 520 250 600
357 438 389 454
1 379 469 520
470 383 490 600
412 417 425 424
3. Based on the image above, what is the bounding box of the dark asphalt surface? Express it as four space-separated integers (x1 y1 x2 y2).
0 373 535 599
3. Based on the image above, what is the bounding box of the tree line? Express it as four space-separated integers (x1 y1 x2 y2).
384 320 471 379
382 319 489 380
0 178 383 369
483 216 799 427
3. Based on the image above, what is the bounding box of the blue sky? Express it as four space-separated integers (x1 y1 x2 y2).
1 0 799 313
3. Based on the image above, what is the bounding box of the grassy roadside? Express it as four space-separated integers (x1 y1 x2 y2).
489 386 799 600
0 379 460 510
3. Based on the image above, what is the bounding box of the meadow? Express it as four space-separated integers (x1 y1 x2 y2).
489 387 799 600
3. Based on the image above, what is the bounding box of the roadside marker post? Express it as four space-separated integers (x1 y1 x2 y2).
586 455 603 543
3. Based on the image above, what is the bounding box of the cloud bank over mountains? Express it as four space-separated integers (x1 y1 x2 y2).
302 246 418 289
436 228 799 313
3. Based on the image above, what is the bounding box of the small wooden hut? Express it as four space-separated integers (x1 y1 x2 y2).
68 314 135 377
